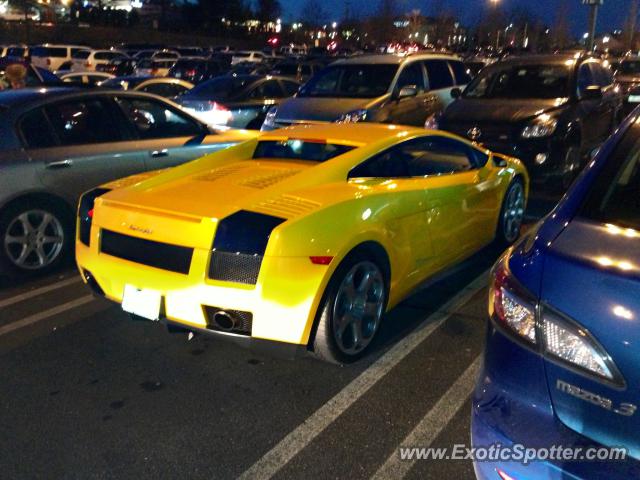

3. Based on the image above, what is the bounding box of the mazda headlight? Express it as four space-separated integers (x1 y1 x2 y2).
336 109 369 123
261 106 278 131
521 114 558 139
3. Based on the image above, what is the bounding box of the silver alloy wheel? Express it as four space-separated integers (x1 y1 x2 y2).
332 261 385 355
502 183 525 243
3 210 65 270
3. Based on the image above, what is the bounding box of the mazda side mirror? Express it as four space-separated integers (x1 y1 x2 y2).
451 87 462 99
581 85 603 101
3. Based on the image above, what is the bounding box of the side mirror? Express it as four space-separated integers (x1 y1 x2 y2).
451 87 462 99
581 85 603 100
396 85 418 99
492 154 507 167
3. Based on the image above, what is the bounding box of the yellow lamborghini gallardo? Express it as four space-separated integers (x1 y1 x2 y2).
76 124 528 363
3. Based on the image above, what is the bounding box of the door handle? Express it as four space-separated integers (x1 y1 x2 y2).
45 159 73 169
150 149 169 158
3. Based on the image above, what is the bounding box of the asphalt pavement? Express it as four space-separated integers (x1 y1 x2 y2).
0 193 559 480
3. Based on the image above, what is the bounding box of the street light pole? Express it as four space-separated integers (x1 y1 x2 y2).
583 0 603 52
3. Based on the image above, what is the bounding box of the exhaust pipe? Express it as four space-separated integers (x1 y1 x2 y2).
212 310 238 332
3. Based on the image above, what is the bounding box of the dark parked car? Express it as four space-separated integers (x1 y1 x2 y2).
168 58 227 84
262 54 471 130
100 76 194 99
614 56 640 114
177 74 300 129
0 87 255 277
439 54 623 187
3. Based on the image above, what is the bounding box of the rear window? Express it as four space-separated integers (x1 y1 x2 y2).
581 125 640 230
253 140 355 162
72 50 91 59
188 76 257 99
32 47 67 58
424 60 454 90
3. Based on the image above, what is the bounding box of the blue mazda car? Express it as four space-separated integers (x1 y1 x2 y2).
472 111 640 479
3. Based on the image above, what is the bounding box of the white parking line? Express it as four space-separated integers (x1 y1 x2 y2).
237 270 489 480
0 277 82 310
370 355 482 480
0 295 94 337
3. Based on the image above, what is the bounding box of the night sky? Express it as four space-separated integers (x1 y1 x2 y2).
280 0 632 36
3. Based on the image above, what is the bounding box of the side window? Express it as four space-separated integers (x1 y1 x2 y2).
449 60 472 86
249 81 283 99
44 99 124 146
424 60 454 90
349 136 476 179
19 109 57 149
577 63 595 96
281 80 300 96
396 62 425 92
115 97 203 139
404 137 474 176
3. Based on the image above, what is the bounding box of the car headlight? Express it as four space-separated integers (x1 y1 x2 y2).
336 109 369 123
261 106 278 131
521 114 558 139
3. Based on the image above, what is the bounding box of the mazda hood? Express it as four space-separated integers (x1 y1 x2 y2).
442 98 568 125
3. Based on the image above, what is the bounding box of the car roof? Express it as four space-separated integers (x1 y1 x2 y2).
331 53 460 66
496 54 591 66
260 123 431 145
0 87 78 108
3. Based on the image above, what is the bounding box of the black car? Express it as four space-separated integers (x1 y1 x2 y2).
168 58 227 84
177 74 300 129
613 56 640 115
439 54 623 187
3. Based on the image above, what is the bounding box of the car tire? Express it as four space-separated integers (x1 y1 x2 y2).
496 179 525 246
312 252 388 364
0 199 73 279
557 145 582 191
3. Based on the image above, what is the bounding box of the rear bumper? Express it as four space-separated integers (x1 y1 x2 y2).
472 323 640 480
76 233 331 347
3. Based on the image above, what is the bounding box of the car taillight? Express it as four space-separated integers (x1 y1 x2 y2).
85 62 92 68
541 306 624 386
46 58 51 66
206 101 232 126
489 255 537 345
489 254 625 386
185 69 197 77
78 188 110 247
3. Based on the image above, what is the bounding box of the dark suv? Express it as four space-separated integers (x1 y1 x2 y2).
439 55 623 187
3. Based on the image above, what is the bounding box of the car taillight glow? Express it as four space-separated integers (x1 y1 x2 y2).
490 256 537 345
489 254 625 386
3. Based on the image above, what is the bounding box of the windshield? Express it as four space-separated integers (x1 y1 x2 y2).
464 64 571 99
188 76 256 99
298 64 398 98
253 140 355 162
619 60 640 75
581 126 640 230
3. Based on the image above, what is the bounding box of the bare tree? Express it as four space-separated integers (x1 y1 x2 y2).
552 0 571 49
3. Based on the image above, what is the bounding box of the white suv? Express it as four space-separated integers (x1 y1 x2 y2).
70 49 127 72
231 51 265 65
31 44 87 71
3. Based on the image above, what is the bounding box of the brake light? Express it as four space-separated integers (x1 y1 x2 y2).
88 208 94 219
46 58 51 66
489 256 537 345
185 68 197 77
85 62 92 68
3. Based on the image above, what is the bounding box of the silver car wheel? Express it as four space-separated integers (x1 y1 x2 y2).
502 182 525 243
3 210 65 270
332 261 385 356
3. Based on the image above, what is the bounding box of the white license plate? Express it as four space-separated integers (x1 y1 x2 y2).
629 95 640 103
122 285 161 321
